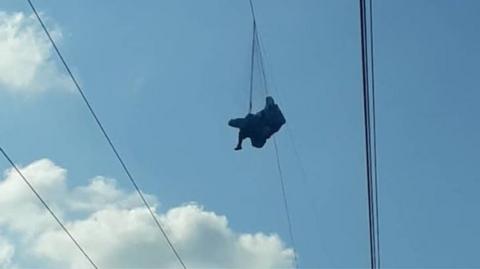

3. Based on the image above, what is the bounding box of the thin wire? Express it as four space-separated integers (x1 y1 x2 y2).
247 0 269 97
247 2 297 267
359 0 377 268
0 147 98 269
25 1 187 268
273 138 298 269
368 0 381 267
255 45 324 236
244 4 310 205
248 0 257 23
254 31 270 96
255 38 331 264
251 20 274 99
249 22 256 113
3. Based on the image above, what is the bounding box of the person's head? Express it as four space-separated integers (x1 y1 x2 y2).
266 96 275 106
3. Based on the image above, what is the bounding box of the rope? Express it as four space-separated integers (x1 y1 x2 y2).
368 0 381 267
248 0 257 23
247 0 269 108
252 33 331 264
254 30 270 96
0 147 98 269
246 1 297 267
246 2 297 267
25 1 187 268
249 22 256 113
273 138 298 269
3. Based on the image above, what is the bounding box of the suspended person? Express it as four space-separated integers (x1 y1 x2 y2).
228 96 286 150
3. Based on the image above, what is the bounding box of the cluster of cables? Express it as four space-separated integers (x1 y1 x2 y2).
359 0 381 268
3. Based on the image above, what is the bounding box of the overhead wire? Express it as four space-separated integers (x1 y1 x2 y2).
25 1 187 268
359 0 375 267
0 147 98 269
359 0 380 268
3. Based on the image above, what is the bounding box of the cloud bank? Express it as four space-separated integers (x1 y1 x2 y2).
0 11 71 95
0 159 294 268
0 235 14 268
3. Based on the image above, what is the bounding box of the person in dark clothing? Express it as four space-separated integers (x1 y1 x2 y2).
260 96 286 137
228 96 286 150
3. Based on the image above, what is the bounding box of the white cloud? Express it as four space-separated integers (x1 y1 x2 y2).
0 159 295 268
0 235 15 268
0 159 66 237
0 11 71 95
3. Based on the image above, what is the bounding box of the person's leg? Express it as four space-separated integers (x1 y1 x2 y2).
229 118 245 128
250 135 267 148
235 130 246 150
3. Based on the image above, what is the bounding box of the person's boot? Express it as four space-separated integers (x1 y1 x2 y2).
234 145 242 151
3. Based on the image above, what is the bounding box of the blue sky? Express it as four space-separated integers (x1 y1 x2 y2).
1 0 480 268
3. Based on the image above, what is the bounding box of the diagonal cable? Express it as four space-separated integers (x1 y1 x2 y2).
0 147 98 269
247 2 298 267
25 1 187 268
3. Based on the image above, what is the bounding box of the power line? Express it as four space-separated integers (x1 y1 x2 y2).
359 0 380 268
25 1 187 268
0 147 98 269
359 0 375 268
